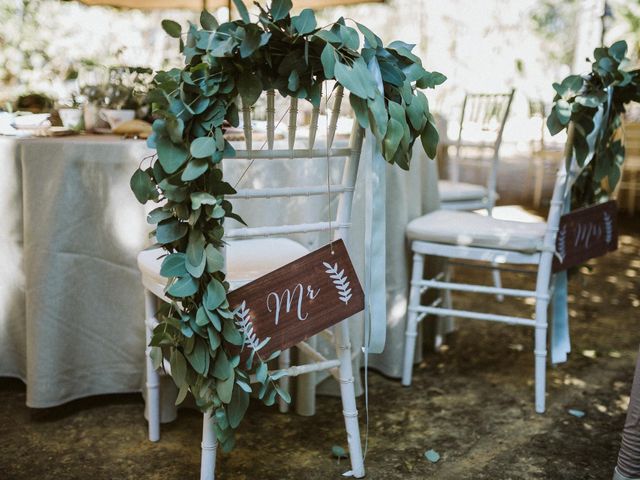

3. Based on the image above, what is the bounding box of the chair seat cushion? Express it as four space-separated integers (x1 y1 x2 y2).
406 210 547 252
438 180 488 202
138 238 310 288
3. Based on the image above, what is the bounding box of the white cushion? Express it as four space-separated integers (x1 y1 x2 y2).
137 238 309 287
406 210 547 253
438 180 488 202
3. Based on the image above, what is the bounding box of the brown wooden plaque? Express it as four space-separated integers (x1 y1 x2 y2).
553 200 618 272
227 239 364 357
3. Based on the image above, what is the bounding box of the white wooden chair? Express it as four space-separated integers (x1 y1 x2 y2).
616 122 640 215
137 85 367 479
439 90 515 213
402 124 581 413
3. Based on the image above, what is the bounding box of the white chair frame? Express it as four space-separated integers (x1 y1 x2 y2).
140 85 367 479
402 124 580 413
443 90 515 212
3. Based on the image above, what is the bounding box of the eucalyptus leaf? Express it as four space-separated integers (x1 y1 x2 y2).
160 253 187 277
349 93 369 129
167 275 199 297
205 244 225 272
420 119 439 160
162 19 182 38
175 383 189 405
187 338 209 375
222 318 243 345
334 57 377 99
169 349 187 387
130 169 155 204
186 230 205 268
292 9 317 35
271 0 292 21
228 385 250 428
213 349 231 379
200 10 219 30
321 44 336 79
237 73 263 106
207 326 221 350
205 279 227 310
157 137 189 174
156 219 188 243
217 369 235 404
190 137 216 159
231 0 250 23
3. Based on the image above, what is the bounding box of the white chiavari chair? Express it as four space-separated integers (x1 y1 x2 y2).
137 84 367 479
402 123 583 413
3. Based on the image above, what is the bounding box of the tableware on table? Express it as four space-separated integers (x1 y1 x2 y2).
11 113 51 130
99 109 135 130
82 103 106 132
58 108 83 130
32 126 75 137
112 119 152 139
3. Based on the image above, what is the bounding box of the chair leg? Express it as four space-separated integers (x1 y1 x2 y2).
534 295 549 414
334 322 365 478
144 290 161 442
200 411 217 480
435 260 454 350
278 348 291 413
491 263 504 302
402 252 425 386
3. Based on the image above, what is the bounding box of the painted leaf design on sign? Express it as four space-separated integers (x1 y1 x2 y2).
234 301 270 352
603 211 613 244
323 261 353 305
556 225 567 262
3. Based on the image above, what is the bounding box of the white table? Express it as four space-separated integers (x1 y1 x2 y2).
0 133 440 411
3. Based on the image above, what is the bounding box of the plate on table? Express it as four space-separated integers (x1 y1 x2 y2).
93 127 113 134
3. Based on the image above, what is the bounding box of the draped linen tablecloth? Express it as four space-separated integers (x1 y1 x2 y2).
0 134 439 409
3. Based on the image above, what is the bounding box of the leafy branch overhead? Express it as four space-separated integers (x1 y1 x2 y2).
130 0 445 451
547 40 640 206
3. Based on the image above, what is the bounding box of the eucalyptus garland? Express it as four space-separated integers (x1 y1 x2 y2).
547 40 640 207
130 0 445 451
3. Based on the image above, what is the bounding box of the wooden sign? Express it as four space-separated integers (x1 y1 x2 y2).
227 239 364 357
553 200 618 272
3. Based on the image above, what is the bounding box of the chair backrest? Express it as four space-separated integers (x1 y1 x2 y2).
223 84 365 246
449 89 515 186
456 89 515 150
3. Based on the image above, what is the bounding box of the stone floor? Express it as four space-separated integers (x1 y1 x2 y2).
1 214 638 480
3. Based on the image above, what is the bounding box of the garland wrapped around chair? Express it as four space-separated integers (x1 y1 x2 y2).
546 40 640 207
130 0 445 451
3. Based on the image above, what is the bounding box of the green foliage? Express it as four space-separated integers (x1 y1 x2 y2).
131 1 444 449
547 41 640 207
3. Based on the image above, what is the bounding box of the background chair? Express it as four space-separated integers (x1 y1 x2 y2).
402 124 580 413
137 85 367 479
439 89 515 213
616 122 640 215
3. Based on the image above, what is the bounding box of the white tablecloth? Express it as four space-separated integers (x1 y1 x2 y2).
0 134 439 409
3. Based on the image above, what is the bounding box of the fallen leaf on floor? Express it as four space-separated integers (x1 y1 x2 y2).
508 343 524 351
332 445 348 459
582 350 597 359
609 351 622 358
424 449 441 463
568 409 586 418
